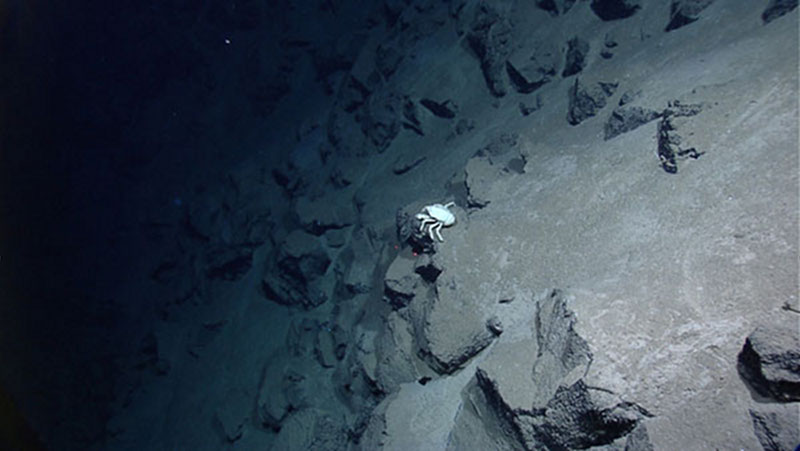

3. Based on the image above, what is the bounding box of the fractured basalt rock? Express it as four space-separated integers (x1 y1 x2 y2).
270 408 348 450
419 98 457 119
562 37 590 78
737 324 800 402
466 3 513 97
468 290 652 450
357 91 405 153
506 61 550 94
464 133 527 208
336 228 378 296
567 78 618 125
257 358 312 431
665 0 716 32
261 230 333 309
295 193 356 235
535 0 578 16
419 273 496 374
749 406 800 451
384 254 421 309
590 0 642 21
507 43 559 95
762 0 798 24
604 106 662 140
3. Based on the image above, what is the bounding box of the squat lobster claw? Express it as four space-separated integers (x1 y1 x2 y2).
415 202 456 242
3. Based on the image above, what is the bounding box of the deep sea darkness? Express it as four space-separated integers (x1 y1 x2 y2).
1 1 271 447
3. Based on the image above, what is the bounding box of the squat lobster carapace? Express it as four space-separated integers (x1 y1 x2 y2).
415 202 456 242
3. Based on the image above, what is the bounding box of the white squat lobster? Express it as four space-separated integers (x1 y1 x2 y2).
416 202 456 242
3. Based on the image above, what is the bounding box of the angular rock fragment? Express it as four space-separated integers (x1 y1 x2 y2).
205 248 253 281
536 0 578 16
464 133 526 207
664 0 715 32
507 44 559 96
270 408 348 450
337 228 378 296
327 107 369 158
376 39 405 79
215 392 248 443
737 324 800 402
373 312 424 394
464 155 496 208
295 193 355 235
590 0 642 21
522 380 647 449
257 360 310 431
453 118 476 136
315 323 347 368
337 75 371 113
420 98 457 118
358 91 404 152
466 3 513 97
602 33 619 59
261 230 332 309
471 290 652 449
625 423 655 451
519 97 543 116
402 97 424 135
562 37 590 78
392 154 426 175
762 0 798 24
286 318 323 357
604 106 662 140
420 273 496 374
567 78 618 125
506 61 549 94
383 255 420 309
618 89 641 106
749 406 800 451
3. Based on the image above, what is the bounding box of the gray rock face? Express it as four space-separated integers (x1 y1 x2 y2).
464 133 526 208
468 290 652 450
374 312 425 394
737 325 800 402
419 273 496 374
383 254 421 309
749 406 800 451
